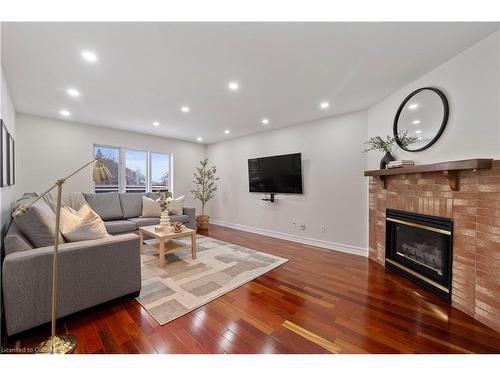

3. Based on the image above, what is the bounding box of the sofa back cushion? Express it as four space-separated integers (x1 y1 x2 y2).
13 199 65 248
119 193 148 218
4 222 34 255
84 192 124 221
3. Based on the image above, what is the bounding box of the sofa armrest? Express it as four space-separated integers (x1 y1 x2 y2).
2 233 141 335
183 207 196 229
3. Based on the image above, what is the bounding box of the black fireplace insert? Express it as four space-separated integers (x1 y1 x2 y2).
385 209 453 301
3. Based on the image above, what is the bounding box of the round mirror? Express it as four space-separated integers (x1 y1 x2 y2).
393 87 449 152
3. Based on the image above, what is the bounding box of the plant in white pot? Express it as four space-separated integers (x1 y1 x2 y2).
191 158 219 230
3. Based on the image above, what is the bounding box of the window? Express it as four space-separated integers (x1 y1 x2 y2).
94 146 120 193
93 145 172 194
125 149 147 192
151 152 171 192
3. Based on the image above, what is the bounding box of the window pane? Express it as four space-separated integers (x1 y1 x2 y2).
125 149 147 192
151 152 170 192
94 146 119 193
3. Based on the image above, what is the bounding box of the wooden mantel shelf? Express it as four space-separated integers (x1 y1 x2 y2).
364 158 493 191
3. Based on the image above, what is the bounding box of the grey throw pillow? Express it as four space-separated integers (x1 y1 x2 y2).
14 200 65 248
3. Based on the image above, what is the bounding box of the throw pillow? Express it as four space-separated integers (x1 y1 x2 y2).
167 195 185 215
141 196 162 217
14 199 65 248
60 203 109 242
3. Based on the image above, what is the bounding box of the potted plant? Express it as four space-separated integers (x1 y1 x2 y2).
191 158 219 230
363 131 417 169
157 191 172 228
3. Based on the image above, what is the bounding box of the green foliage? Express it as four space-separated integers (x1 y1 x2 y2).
190 159 219 216
158 191 172 212
363 130 418 153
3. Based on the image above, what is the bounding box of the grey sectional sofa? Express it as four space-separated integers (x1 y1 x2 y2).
2 192 196 336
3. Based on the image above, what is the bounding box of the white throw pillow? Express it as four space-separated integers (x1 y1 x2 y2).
141 196 162 217
60 203 109 242
167 195 185 215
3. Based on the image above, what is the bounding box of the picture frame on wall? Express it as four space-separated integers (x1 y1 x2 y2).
9 133 15 186
1 120 7 188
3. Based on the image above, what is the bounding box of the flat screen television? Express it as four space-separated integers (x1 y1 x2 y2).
248 153 302 194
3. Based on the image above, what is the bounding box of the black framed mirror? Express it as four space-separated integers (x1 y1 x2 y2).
393 87 449 152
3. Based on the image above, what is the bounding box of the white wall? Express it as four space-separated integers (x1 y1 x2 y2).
367 31 500 169
1 69 16 237
15 113 206 210
206 111 368 255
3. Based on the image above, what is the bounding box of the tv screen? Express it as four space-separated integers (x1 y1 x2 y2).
248 153 303 194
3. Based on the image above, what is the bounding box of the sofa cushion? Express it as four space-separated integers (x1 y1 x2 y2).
169 214 189 224
141 196 161 217
119 193 148 219
13 199 65 248
60 203 110 242
104 220 137 234
84 192 124 221
4 222 34 255
127 217 160 228
166 195 185 215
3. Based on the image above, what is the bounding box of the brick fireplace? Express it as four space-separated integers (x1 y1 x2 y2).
367 160 500 332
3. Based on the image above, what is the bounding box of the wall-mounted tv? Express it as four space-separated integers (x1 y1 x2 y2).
248 153 303 194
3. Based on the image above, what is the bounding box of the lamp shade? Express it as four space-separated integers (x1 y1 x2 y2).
93 158 113 183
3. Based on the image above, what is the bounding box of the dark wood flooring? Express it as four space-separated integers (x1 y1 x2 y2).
4 224 500 353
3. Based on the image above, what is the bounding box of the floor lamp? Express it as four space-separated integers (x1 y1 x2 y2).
12 157 112 354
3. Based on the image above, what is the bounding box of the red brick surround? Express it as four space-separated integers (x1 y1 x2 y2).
368 161 500 332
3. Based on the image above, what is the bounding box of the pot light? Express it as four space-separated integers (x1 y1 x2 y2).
224 130 230 134
197 137 203 142
228 81 239 91
412 120 421 125
81 50 98 63
153 121 160 127
408 103 419 110
59 110 71 117
418 136 424 140
66 88 80 97
261 118 270 125
415 129 422 134
181 106 190 113
319 101 330 110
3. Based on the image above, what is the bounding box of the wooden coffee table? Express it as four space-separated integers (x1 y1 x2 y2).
139 225 196 267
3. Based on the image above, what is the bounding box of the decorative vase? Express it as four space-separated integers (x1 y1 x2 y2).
196 215 209 230
160 210 170 229
380 151 395 169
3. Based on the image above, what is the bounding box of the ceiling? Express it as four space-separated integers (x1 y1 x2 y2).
2 22 499 144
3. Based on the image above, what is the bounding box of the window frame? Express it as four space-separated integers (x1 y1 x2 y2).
92 143 173 194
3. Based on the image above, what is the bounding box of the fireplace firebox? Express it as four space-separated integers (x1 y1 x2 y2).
385 209 453 302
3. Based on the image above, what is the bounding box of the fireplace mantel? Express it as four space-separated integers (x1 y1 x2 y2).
364 158 493 191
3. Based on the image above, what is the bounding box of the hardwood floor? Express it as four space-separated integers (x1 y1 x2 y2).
4 224 500 353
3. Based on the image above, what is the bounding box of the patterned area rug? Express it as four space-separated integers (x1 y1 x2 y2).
137 234 288 325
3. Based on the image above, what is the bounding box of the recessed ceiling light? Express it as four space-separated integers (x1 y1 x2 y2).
415 129 422 134
261 118 270 125
153 121 160 127
224 130 230 134
408 103 419 110
412 120 421 125
418 136 423 140
81 50 98 62
59 110 71 117
197 137 203 142
181 106 190 113
66 88 80 97
319 101 330 110
228 81 239 91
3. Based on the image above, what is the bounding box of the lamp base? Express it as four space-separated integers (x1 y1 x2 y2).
36 335 77 354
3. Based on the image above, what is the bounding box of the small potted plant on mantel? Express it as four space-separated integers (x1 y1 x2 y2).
191 158 219 230
363 130 417 169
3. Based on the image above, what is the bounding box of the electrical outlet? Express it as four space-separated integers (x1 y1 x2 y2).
300 223 306 231
320 224 326 233
292 221 296 229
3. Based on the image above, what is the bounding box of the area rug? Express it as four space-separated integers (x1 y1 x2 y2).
136 234 288 325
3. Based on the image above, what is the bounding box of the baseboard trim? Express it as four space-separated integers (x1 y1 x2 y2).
210 219 368 257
